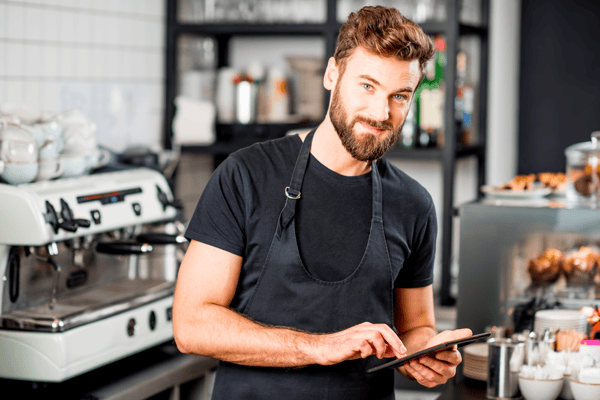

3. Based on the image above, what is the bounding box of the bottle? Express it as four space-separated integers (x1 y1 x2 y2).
266 67 290 122
455 50 475 146
399 100 417 148
416 34 446 148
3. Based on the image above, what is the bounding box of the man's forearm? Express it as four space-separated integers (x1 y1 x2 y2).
174 303 407 368
174 303 320 367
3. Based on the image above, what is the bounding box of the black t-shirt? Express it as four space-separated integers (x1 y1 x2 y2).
185 134 437 312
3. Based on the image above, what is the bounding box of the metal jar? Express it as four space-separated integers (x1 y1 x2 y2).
565 131 600 206
135 222 188 282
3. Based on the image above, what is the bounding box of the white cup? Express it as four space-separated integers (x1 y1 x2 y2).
0 161 39 184
84 149 110 172
34 121 63 158
60 149 110 178
60 153 88 178
35 157 64 181
22 123 63 161
0 121 38 164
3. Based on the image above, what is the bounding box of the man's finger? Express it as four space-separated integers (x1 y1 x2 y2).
351 323 406 357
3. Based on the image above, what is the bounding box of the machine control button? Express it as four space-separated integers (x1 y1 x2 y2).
156 185 183 211
149 311 157 331
127 318 136 337
59 198 91 231
166 307 173 321
90 210 101 224
132 203 142 216
45 201 60 234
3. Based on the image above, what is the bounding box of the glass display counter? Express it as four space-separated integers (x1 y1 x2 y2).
456 197 600 335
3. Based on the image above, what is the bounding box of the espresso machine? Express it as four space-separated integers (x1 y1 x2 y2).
0 167 184 382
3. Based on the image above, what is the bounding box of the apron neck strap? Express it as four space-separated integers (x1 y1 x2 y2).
371 160 383 222
276 129 315 239
285 129 314 199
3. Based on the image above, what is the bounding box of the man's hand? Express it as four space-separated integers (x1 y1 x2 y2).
311 322 408 365
402 328 472 388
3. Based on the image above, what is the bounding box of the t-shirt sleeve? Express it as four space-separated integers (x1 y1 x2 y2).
184 155 246 257
394 201 437 288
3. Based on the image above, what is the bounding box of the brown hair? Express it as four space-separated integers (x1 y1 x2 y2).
334 6 435 80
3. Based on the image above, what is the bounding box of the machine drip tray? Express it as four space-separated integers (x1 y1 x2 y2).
0 279 174 332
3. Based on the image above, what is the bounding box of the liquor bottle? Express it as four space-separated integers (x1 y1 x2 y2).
416 34 446 148
455 50 475 146
399 100 417 148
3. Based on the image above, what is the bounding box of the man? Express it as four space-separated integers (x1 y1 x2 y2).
173 6 472 399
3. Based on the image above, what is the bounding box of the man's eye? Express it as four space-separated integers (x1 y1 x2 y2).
361 83 373 90
393 94 408 101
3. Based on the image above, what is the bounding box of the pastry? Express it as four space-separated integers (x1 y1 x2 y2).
556 330 586 351
498 174 537 191
563 246 598 286
538 172 567 191
528 249 563 286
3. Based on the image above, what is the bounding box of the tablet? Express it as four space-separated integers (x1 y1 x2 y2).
366 332 492 373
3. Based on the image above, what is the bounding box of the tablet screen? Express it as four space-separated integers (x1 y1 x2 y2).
366 332 491 373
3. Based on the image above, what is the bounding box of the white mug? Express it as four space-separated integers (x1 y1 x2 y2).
61 149 110 178
60 153 88 178
35 157 64 181
34 121 63 158
84 149 110 172
0 161 39 184
0 121 39 164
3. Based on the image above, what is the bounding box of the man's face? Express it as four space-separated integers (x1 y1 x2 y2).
327 47 421 162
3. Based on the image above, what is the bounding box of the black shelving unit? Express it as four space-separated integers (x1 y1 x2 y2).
164 0 490 306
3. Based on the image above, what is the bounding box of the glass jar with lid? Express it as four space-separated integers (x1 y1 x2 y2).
564 131 600 205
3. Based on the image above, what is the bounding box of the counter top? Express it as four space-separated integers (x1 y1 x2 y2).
0 343 218 400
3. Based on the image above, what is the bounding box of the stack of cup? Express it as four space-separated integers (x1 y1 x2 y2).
0 120 39 184
27 120 64 181
52 109 110 178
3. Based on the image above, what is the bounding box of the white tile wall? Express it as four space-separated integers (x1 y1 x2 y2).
0 0 167 152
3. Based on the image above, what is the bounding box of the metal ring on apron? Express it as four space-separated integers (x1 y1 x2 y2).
285 186 301 200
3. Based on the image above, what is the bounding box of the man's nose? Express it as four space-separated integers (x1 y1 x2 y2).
368 97 390 121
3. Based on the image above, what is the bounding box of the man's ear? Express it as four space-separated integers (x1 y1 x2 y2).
323 57 339 91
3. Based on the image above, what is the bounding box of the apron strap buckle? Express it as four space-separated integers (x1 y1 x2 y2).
285 186 301 200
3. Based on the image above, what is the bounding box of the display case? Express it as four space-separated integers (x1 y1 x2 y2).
456 199 600 336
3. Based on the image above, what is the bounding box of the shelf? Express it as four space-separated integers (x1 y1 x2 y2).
172 20 454 38
173 22 332 36
459 23 488 36
456 144 485 158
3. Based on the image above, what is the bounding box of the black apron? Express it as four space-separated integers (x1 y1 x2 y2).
211 130 395 400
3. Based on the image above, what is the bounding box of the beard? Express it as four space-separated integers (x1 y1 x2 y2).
329 82 404 162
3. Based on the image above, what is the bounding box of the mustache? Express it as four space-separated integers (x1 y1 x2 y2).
353 115 393 131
